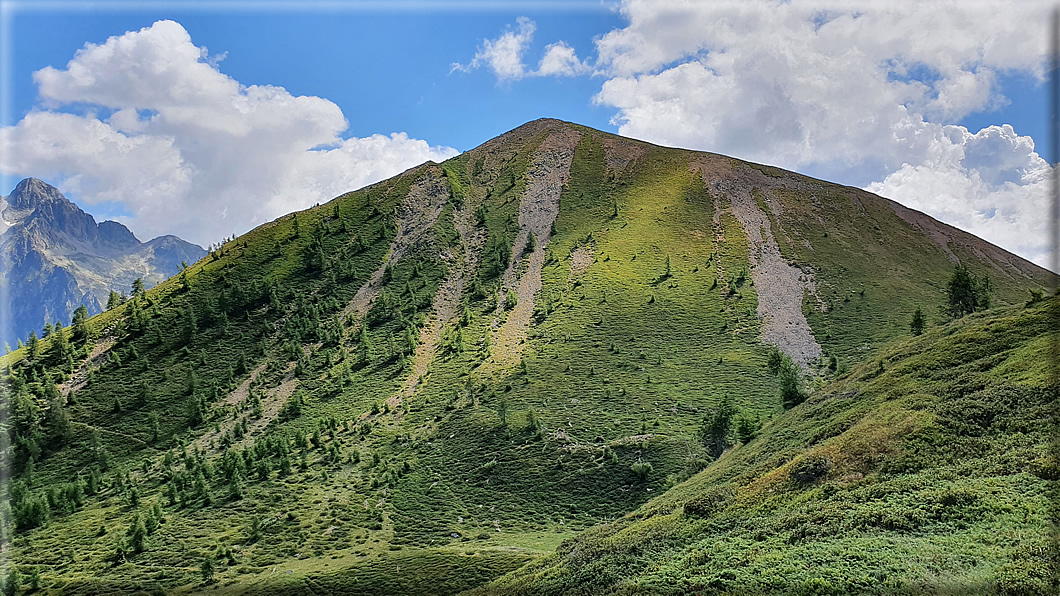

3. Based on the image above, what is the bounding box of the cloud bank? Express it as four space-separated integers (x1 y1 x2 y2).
1 20 457 246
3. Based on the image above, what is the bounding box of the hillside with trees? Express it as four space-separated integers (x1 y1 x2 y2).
1 119 1054 594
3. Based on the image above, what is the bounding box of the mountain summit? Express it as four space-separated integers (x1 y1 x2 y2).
0 178 205 345
3 120 1055 594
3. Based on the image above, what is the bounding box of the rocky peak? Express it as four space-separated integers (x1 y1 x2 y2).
97 220 141 247
7 177 67 210
0 177 205 344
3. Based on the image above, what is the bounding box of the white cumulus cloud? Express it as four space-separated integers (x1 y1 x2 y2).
451 17 591 81
536 42 591 77
867 124 1051 267
451 17 537 81
0 20 457 246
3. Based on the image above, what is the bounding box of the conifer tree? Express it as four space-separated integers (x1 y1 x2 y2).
910 306 925 336
249 515 262 542
44 382 70 446
145 504 160 535
71 305 90 344
734 412 760 444
357 325 373 362
200 556 215 584
149 412 161 443
496 397 509 428
128 513 147 553
700 395 735 458
5 566 21 596
778 358 807 409
52 321 70 361
26 331 39 361
946 264 992 318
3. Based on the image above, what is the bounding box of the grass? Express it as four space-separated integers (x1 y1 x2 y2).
471 298 1059 595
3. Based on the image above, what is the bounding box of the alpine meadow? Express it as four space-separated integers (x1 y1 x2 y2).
2 119 1057 595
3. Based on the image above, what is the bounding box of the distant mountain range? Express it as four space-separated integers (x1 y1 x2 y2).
0 177 205 347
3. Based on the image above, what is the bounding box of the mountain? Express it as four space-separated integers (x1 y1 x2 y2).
2 119 1055 595
0 177 206 347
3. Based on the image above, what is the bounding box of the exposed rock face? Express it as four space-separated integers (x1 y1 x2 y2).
1 178 205 345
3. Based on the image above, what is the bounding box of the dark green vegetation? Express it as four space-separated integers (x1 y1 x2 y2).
2 119 1055 594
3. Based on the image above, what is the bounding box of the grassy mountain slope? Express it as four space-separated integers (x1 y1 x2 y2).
1 119 1054 594
470 296 1059 595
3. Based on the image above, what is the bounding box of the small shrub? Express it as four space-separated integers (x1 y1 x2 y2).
630 462 653 481
790 455 833 484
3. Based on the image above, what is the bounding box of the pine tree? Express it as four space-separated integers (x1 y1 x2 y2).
185 368 198 395
145 504 160 535
149 412 161 442
357 325 373 362
128 512 147 553
44 382 70 446
132 277 145 297
496 396 509 428
200 556 215 584
734 412 760 444
946 264 993 318
700 396 735 458
910 306 925 336
227 475 243 501
778 358 807 409
26 331 39 361
5 566 21 596
249 515 262 542
188 395 205 427
71 305 90 344
52 321 70 360
106 290 122 310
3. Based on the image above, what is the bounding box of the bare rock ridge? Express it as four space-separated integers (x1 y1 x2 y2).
342 166 451 327
489 127 581 372
1 178 205 345
695 160 823 366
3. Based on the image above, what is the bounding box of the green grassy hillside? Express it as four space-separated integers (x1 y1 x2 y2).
1 119 1054 594
470 297 1059 595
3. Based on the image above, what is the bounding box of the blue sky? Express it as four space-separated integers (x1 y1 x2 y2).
0 1 1054 268
6 7 624 152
